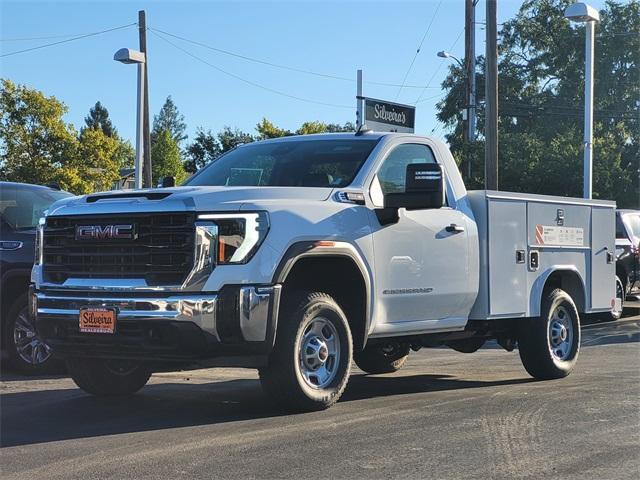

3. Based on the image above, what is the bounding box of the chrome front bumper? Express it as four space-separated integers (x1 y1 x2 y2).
33 285 281 363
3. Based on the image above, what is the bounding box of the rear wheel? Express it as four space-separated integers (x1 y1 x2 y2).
259 291 352 412
518 288 580 380
354 341 410 374
67 358 151 396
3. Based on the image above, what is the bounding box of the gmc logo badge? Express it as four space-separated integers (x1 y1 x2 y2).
75 224 136 241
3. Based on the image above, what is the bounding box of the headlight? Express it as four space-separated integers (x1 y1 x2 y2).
34 217 45 265
198 212 269 264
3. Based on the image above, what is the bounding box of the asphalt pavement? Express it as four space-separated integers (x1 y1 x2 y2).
1 315 639 480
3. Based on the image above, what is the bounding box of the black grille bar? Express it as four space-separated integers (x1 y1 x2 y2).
43 212 195 286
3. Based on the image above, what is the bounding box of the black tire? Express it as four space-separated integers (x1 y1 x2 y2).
354 341 410 374
66 358 151 396
4 294 56 375
518 288 580 380
610 275 625 321
259 291 353 412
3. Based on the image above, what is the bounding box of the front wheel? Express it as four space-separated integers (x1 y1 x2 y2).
259 291 353 412
518 288 580 380
4 295 56 374
67 358 151 396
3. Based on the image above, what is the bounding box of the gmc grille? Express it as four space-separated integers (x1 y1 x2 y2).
43 213 196 286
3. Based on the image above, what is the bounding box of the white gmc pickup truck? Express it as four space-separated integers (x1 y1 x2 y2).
33 132 616 411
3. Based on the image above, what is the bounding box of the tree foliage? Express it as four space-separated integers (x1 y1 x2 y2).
152 96 187 146
151 129 188 185
83 101 116 137
0 79 76 187
437 0 639 207
0 80 128 193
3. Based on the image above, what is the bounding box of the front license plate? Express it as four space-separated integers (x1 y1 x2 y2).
79 308 117 334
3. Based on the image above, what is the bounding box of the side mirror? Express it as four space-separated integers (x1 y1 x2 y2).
384 163 445 210
160 176 175 188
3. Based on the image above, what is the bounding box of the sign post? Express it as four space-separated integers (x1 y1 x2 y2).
356 69 363 130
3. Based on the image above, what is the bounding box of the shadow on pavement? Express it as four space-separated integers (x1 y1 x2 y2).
1 372 532 448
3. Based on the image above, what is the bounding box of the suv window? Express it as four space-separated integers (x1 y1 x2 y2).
0 186 69 231
625 214 640 239
377 143 437 194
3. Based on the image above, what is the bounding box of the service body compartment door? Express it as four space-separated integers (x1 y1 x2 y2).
488 200 528 316
590 207 615 310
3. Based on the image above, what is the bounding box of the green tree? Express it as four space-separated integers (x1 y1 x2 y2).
436 0 639 207
62 127 121 194
152 96 187 145
296 121 354 135
152 129 188 185
184 128 221 172
0 79 77 187
83 101 116 137
217 126 254 153
256 118 292 139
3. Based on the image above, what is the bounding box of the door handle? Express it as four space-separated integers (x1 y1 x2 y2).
445 223 465 233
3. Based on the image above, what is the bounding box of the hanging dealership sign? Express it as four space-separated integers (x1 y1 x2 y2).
363 97 416 133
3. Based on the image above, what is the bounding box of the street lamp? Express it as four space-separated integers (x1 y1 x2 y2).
437 50 464 68
564 2 600 199
114 47 146 190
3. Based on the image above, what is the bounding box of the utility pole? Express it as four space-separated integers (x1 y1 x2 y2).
485 0 498 190
139 10 152 188
464 0 477 181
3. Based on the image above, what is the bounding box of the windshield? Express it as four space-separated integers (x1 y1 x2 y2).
0 185 70 230
185 139 378 188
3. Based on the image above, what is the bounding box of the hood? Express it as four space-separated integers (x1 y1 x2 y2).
47 186 334 217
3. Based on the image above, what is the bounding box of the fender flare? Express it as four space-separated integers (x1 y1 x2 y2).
272 240 373 346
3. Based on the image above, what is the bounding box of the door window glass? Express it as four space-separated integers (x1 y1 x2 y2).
377 144 437 194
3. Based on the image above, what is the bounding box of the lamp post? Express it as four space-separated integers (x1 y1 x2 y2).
565 2 600 199
114 47 146 190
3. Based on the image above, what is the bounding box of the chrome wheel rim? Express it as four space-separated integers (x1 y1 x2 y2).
298 316 340 389
13 309 52 366
548 305 574 361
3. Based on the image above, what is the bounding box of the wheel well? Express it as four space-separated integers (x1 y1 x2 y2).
280 256 368 352
543 270 586 313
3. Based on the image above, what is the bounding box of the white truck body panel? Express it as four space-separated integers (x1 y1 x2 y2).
467 190 616 320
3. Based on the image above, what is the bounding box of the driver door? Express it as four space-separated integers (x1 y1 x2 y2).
368 142 471 335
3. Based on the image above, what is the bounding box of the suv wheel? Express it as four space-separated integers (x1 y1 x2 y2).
259 291 353 412
4 294 55 374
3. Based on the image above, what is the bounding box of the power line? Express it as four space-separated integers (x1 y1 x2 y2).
0 23 137 58
395 0 444 100
149 29 352 110
414 28 464 105
148 26 441 90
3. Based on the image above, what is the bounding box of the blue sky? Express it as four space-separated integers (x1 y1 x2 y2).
1 0 610 146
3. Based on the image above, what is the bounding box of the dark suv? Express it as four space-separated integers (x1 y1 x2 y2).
0 181 71 373
614 209 640 319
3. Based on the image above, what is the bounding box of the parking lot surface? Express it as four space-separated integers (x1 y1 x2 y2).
1 315 639 480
